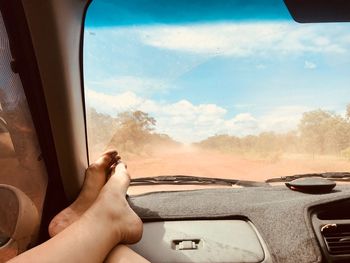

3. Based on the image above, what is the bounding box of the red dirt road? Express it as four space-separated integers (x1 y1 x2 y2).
125 146 350 194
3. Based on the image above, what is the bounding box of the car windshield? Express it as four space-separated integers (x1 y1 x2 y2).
84 0 350 189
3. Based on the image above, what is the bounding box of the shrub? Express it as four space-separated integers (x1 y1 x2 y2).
341 147 350 161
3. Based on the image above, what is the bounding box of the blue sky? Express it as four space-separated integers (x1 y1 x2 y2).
84 0 350 143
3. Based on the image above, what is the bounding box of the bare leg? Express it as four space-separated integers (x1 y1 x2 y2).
105 244 150 263
48 150 120 236
9 162 143 263
48 151 150 263
103 165 150 262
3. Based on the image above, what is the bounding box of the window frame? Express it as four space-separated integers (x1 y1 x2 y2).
0 0 90 242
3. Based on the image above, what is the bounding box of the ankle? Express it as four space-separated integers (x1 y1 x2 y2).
82 201 123 244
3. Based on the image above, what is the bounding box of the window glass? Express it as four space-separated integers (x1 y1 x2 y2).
0 12 47 212
84 0 350 193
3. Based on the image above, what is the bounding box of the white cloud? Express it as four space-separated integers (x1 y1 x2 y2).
86 90 143 114
304 60 317 69
86 89 228 142
137 23 349 57
86 90 308 143
313 36 330 46
222 113 259 136
259 106 310 133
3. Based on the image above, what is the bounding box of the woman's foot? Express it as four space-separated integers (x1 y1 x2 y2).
48 150 119 237
92 162 143 244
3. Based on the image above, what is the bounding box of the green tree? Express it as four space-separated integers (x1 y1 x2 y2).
88 108 179 157
108 110 157 153
117 111 156 136
299 109 350 155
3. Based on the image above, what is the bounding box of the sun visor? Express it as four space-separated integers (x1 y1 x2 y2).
284 0 350 23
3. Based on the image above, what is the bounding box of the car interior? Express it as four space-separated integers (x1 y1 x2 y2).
1 0 350 262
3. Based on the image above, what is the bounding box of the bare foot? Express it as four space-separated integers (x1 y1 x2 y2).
48 150 119 237
91 162 143 244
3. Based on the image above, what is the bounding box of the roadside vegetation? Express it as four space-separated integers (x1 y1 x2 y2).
87 105 350 162
87 108 178 159
196 105 350 162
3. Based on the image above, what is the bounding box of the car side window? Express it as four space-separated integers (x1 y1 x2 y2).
0 10 48 259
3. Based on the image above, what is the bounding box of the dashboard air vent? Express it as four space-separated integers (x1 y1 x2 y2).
321 224 350 255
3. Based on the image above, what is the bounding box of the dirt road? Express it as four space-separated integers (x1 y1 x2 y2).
125 146 350 194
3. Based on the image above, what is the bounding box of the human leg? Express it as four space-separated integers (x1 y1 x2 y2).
9 161 142 263
48 150 120 236
48 150 149 263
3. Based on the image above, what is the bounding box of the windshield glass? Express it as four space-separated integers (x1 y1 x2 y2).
84 0 350 190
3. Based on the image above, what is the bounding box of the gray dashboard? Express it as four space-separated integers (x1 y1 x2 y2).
128 185 350 263
130 220 271 263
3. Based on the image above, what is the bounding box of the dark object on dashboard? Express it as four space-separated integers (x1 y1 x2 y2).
285 177 336 193
266 172 350 183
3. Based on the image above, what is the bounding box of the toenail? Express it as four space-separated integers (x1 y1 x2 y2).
108 150 118 156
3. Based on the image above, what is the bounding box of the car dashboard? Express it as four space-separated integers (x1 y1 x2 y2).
128 185 350 263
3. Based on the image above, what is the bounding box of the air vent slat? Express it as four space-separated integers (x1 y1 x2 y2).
329 250 350 255
327 239 350 243
330 250 350 255
329 245 350 249
328 246 350 249
326 240 350 245
326 238 350 242
321 224 350 255
328 244 350 248
325 238 350 242
324 232 350 237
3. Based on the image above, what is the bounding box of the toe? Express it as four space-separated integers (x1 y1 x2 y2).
89 150 119 173
108 162 131 194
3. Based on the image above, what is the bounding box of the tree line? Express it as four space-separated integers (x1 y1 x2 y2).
87 108 178 157
87 105 350 160
196 105 350 159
